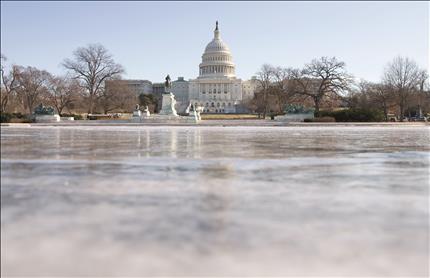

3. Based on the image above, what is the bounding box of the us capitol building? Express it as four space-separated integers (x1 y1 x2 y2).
112 22 258 114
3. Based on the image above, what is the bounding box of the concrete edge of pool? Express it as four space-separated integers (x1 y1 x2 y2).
1 121 429 127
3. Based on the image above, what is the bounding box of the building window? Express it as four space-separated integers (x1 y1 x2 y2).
211 102 215 107
228 102 231 107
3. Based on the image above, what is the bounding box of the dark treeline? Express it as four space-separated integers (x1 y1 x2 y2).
246 56 429 121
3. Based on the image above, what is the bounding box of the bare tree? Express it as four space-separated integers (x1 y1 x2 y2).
383 56 422 121
63 44 124 114
243 91 266 118
272 67 291 113
417 70 429 93
358 81 394 121
1 55 20 112
373 84 396 121
138 93 158 113
47 76 81 115
16 66 51 114
416 70 429 117
255 64 291 117
289 57 352 114
98 80 136 114
256 64 275 118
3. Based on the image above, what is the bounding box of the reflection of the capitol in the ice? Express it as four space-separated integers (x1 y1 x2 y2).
134 128 203 159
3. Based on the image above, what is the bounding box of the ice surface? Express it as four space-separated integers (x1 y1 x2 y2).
1 126 429 276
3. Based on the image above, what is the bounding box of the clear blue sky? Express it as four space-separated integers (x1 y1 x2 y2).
1 1 428 82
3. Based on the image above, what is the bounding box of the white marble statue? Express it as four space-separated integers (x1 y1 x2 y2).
143 105 150 117
194 105 203 121
132 104 142 117
185 102 192 115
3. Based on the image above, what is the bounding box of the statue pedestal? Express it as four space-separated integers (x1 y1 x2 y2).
132 110 142 117
275 113 314 122
133 114 198 124
35 114 60 123
159 93 178 116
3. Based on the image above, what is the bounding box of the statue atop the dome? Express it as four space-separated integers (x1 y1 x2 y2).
215 21 218 31
164 74 171 91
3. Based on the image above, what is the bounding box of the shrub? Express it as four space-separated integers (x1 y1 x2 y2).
10 118 33 123
12 113 25 119
315 116 336 122
1 113 33 123
0 113 12 123
316 108 384 122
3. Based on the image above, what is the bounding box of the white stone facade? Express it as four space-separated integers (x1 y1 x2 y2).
187 22 257 113
115 22 258 114
241 77 259 101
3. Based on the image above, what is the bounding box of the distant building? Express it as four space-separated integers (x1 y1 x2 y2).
106 79 153 96
114 22 258 114
151 83 164 95
242 76 258 101
188 21 256 113
171 77 189 112
152 83 165 112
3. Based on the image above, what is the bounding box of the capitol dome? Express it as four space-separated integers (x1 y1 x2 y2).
199 21 236 79
204 39 230 53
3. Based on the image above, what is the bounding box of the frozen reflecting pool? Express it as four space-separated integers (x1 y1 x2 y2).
1 125 429 276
